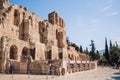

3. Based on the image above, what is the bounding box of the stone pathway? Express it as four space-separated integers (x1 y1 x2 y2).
0 67 120 80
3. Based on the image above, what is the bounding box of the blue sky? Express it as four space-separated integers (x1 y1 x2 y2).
10 0 120 51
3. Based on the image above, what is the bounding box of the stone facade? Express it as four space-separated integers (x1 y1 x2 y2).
0 0 96 74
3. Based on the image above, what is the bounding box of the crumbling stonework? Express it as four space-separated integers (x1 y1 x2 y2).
0 0 96 74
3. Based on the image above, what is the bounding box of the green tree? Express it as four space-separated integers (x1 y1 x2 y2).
109 40 113 64
85 47 89 54
110 40 112 47
104 38 109 63
80 45 83 53
90 40 96 53
89 40 96 60
66 37 71 45
70 43 80 51
96 50 100 60
109 44 120 66
98 55 107 66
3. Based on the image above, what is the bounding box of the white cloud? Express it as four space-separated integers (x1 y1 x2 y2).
101 5 119 16
108 11 119 16
100 0 119 16
102 5 112 12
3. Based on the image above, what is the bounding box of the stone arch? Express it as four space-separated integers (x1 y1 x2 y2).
10 45 18 60
57 32 64 48
68 54 71 59
30 48 35 60
14 9 20 26
21 19 29 41
22 47 29 56
58 52 63 59
47 50 52 59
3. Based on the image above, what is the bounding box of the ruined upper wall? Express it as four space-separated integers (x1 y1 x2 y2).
48 11 65 28
0 0 67 49
0 0 9 9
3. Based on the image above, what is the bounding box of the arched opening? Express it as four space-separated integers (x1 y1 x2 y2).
57 32 64 48
14 9 20 26
30 48 35 60
59 52 63 59
10 45 18 60
56 30 58 39
47 50 52 59
21 19 29 41
68 54 71 60
22 47 29 56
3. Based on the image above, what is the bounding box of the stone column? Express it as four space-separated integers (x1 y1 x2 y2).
0 36 7 73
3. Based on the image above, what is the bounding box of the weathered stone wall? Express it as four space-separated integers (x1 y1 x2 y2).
51 46 58 59
0 0 96 73
35 42 46 60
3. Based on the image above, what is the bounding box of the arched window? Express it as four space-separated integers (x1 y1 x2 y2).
30 48 35 60
22 19 29 41
59 52 63 59
10 45 18 60
47 50 52 59
22 47 29 56
14 9 20 26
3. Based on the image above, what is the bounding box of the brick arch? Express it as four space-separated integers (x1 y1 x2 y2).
10 45 18 60
14 9 20 26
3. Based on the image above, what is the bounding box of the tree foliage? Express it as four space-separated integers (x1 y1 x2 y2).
89 40 100 61
102 39 120 67
104 38 109 63
80 45 83 53
109 44 120 66
70 43 80 51
66 37 71 46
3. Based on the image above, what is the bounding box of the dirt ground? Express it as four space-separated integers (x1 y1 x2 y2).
0 67 119 80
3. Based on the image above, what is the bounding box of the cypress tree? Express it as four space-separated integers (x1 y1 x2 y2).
110 40 112 47
89 40 96 60
80 45 83 53
104 38 109 63
85 47 89 54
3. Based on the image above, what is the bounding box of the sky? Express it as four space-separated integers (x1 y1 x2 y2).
9 0 120 51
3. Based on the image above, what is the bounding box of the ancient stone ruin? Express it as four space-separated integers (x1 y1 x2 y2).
0 0 97 75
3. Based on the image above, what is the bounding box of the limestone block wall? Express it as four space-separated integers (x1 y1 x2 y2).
67 46 80 61
0 0 96 74
60 48 68 60
51 46 58 59
35 42 46 60
29 60 49 74
0 1 44 42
